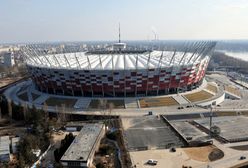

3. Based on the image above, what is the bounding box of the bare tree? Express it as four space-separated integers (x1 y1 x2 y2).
0 96 2 119
43 103 49 122
107 102 114 127
23 102 28 121
56 104 67 127
7 99 12 123
0 106 2 120
99 99 107 125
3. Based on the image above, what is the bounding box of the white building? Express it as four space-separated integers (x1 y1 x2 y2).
60 124 105 168
112 42 126 51
0 136 10 162
11 137 20 154
3 52 15 67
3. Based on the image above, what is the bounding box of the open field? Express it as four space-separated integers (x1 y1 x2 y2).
139 97 178 108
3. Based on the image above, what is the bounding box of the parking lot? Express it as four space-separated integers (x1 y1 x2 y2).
122 116 185 151
195 116 248 142
170 121 208 142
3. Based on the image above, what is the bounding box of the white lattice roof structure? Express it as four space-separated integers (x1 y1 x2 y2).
23 42 216 70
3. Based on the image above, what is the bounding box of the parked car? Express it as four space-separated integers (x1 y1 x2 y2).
186 105 194 108
170 147 176 152
147 159 158 165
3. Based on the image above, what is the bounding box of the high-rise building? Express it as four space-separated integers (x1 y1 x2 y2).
2 52 15 67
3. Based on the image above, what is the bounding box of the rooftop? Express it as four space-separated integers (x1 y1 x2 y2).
60 124 104 162
24 42 216 70
0 136 10 156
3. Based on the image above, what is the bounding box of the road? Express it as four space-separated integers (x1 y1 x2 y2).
4 80 248 117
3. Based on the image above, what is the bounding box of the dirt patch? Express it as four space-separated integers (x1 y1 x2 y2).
183 145 223 162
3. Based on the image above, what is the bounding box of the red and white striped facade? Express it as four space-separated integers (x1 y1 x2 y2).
24 42 216 97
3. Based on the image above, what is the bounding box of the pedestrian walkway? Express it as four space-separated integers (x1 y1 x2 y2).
33 94 49 105
172 94 189 105
125 98 139 108
74 98 91 109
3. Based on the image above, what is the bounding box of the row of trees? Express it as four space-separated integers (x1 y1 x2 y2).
209 52 248 73
0 63 27 78
17 106 51 167
0 95 53 167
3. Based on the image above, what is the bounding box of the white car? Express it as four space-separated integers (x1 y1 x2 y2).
147 159 158 165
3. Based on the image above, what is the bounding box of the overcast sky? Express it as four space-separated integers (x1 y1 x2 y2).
1 0 248 43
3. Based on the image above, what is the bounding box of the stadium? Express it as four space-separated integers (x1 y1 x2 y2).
23 42 216 98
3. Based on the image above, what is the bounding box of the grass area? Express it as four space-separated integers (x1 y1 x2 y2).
206 84 218 93
139 97 178 108
208 148 224 161
210 111 248 117
43 97 77 107
184 90 214 102
88 99 125 109
240 111 248 116
18 92 29 101
224 85 241 97
215 111 237 116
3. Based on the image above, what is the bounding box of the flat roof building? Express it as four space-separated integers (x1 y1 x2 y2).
0 52 15 67
60 124 105 168
0 136 10 162
11 137 20 154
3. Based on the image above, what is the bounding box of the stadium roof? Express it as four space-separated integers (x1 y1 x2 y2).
24 42 216 70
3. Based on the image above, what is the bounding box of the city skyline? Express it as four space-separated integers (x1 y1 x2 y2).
1 0 248 43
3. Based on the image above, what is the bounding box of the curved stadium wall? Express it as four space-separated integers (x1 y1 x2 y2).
24 42 216 97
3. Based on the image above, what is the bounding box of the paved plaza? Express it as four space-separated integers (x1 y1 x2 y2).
122 116 185 151
195 116 248 142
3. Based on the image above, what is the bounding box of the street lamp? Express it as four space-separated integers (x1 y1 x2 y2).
209 106 213 138
209 101 216 138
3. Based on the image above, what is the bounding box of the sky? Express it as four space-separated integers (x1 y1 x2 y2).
0 0 248 43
